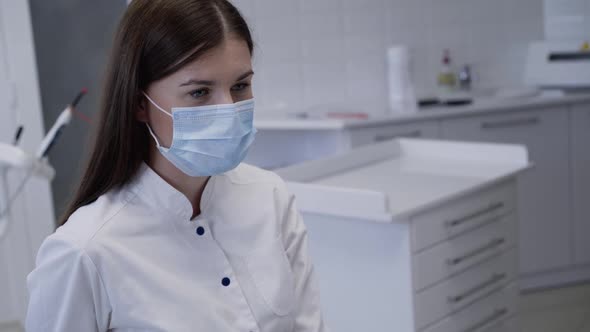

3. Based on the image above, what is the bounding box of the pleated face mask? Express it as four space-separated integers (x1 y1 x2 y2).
142 92 257 177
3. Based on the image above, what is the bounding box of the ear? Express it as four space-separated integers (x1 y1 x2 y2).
136 95 149 123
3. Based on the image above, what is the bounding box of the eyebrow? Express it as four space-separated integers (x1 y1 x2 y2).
179 70 254 87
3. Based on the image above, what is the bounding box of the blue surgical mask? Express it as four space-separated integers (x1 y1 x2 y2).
143 92 257 177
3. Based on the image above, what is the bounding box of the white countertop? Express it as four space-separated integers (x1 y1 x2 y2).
277 139 530 222
314 156 519 219
255 92 590 131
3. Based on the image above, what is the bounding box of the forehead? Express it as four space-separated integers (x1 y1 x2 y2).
172 37 252 79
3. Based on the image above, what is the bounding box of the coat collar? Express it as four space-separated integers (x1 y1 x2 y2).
128 162 217 222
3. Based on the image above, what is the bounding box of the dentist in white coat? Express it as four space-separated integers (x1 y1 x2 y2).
26 0 328 331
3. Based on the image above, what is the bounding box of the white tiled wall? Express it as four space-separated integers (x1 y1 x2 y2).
231 0 545 116
544 0 590 41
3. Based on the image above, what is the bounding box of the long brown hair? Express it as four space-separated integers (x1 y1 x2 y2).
60 0 254 225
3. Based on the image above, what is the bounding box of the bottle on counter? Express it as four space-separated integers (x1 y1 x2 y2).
387 45 417 114
437 49 456 90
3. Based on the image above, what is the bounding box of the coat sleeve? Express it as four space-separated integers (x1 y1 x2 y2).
26 233 111 332
276 180 329 332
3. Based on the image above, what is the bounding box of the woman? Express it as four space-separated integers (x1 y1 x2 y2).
26 1 327 331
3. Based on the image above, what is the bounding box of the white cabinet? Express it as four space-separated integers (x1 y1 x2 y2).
422 283 519 332
247 120 439 169
440 108 571 276
277 139 529 332
254 97 590 289
348 121 440 147
413 214 517 291
571 103 590 265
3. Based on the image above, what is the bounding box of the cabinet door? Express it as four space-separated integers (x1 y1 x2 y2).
571 104 590 265
348 121 440 148
441 108 571 275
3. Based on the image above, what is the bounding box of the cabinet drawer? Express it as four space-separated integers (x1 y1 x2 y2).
411 182 517 252
414 213 516 291
480 316 518 332
348 121 439 147
421 283 518 332
440 108 571 276
415 249 517 330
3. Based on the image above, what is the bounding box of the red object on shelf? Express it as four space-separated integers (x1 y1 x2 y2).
325 112 369 120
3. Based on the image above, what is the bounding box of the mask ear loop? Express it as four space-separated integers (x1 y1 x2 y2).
145 123 165 149
142 92 172 150
142 92 173 117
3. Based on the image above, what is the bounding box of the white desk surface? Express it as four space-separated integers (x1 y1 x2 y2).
278 139 530 221
313 156 520 218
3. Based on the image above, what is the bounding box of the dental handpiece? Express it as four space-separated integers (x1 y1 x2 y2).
35 88 87 159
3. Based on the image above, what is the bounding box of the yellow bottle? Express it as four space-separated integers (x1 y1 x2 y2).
437 49 456 88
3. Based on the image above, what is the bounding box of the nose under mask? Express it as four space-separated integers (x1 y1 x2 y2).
143 92 257 177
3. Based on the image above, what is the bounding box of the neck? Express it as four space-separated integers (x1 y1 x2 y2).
147 147 210 219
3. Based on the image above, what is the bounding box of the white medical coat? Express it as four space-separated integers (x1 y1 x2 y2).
26 162 327 331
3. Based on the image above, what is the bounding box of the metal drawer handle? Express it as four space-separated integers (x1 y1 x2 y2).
462 308 509 332
374 130 422 142
447 238 506 266
481 117 540 130
448 273 507 304
445 202 505 228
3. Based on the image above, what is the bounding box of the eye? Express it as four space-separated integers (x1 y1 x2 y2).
189 88 209 99
231 83 250 92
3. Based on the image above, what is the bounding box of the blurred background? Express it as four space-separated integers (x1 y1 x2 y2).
0 0 589 331
29 0 590 218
